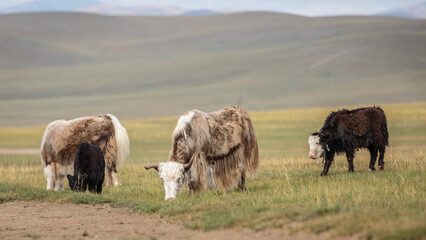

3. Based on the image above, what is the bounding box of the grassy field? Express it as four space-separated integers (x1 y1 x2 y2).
0 102 425 239
0 12 425 125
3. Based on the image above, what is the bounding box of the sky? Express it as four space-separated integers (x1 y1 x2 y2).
0 0 423 16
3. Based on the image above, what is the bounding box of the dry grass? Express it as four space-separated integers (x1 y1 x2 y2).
0 102 425 239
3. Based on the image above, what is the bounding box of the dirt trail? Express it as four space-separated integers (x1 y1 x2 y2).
0 201 353 240
0 149 39 155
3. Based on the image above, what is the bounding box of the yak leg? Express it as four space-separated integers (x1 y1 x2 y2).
378 147 386 170
368 146 378 171
346 150 355 172
104 151 119 186
112 170 120 186
54 163 67 191
321 150 335 176
88 181 97 193
54 175 64 191
105 167 113 187
44 164 56 190
97 180 103 194
238 171 247 191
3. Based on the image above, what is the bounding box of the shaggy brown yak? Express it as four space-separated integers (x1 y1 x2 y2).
41 114 129 191
145 106 259 200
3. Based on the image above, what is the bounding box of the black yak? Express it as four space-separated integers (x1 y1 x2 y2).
67 142 105 194
308 106 389 176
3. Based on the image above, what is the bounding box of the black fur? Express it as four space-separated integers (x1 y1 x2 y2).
314 106 389 176
67 142 105 194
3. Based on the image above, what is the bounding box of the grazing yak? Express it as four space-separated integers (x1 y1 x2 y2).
67 142 105 194
41 114 129 191
145 106 259 200
308 106 389 176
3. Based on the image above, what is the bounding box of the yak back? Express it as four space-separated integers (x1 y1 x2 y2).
74 142 105 175
42 114 114 166
319 106 388 152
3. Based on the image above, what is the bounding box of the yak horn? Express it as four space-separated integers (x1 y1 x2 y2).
184 157 195 171
145 164 159 171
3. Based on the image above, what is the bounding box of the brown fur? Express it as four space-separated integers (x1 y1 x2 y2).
41 114 127 190
170 106 259 192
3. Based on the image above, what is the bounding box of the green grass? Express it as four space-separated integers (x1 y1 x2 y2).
0 103 425 240
23 233 40 239
0 12 425 125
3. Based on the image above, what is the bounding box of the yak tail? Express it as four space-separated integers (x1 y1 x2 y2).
382 112 389 146
376 106 389 146
107 114 130 167
243 116 259 174
189 152 208 192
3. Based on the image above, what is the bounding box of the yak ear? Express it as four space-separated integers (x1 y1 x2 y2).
320 133 330 141
145 164 159 172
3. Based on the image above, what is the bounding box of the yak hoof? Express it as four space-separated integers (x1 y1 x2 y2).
369 168 376 171
320 172 327 176
378 166 384 170
239 184 248 191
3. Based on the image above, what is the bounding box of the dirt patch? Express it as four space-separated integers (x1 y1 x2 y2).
0 149 39 155
0 201 353 240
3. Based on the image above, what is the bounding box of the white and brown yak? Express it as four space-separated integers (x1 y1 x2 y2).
41 114 130 191
145 106 259 200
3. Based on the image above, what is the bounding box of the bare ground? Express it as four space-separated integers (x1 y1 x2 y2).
0 201 356 240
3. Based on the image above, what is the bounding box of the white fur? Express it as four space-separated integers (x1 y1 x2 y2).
205 165 219 190
174 111 194 135
44 164 55 190
107 114 130 167
308 135 324 159
112 171 120 186
157 161 220 200
40 120 61 167
158 162 186 200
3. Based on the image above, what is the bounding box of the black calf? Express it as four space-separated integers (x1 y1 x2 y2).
67 142 105 194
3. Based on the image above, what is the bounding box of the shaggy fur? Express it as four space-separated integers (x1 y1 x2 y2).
148 106 259 197
311 106 389 176
67 142 105 194
41 114 130 191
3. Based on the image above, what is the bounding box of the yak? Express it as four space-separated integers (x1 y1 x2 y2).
41 114 129 191
67 142 105 194
308 106 389 176
145 106 259 200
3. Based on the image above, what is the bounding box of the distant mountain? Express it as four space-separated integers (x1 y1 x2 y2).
376 2 426 19
80 4 186 16
0 0 223 16
182 9 222 16
0 0 98 13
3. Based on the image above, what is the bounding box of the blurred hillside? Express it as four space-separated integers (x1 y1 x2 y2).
0 12 425 126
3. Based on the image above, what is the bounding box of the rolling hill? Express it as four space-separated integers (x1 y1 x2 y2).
0 12 425 126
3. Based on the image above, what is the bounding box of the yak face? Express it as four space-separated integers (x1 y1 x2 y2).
308 133 324 159
67 174 88 192
155 162 186 200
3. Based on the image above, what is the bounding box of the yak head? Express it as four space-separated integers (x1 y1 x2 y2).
67 174 88 192
145 161 192 200
308 132 325 159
